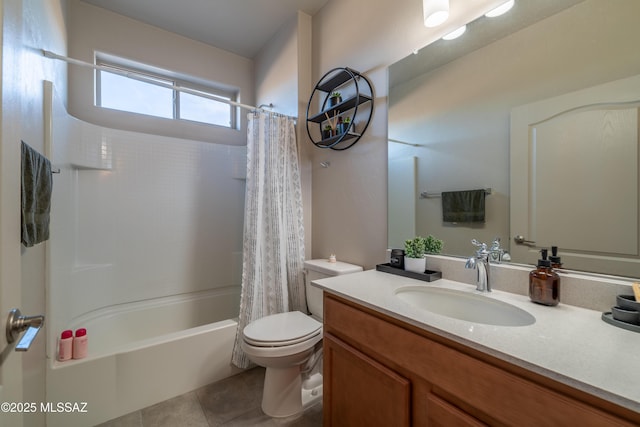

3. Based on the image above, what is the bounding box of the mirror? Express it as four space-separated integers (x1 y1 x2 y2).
388 0 640 277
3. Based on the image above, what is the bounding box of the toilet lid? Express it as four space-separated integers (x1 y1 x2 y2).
243 311 322 347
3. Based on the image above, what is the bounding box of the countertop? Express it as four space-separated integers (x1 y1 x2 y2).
312 269 640 413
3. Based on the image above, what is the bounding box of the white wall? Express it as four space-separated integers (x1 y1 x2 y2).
2 1 68 425
310 0 504 269
254 11 313 259
67 0 253 145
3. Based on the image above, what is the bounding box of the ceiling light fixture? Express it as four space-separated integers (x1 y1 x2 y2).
442 25 467 40
423 0 449 28
485 0 515 18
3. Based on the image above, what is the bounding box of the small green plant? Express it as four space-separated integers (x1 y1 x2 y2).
330 91 341 98
324 124 333 131
424 234 444 254
404 236 426 259
343 116 351 123
404 235 443 258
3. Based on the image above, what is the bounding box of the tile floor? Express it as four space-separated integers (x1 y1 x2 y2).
96 367 322 427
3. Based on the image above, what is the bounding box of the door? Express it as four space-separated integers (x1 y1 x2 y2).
1 0 28 424
510 74 640 277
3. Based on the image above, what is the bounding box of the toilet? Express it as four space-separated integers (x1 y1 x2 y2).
241 259 362 418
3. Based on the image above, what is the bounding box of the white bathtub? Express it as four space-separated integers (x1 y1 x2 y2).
46 286 243 427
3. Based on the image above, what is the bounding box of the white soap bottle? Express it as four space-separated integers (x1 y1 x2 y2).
73 328 88 359
58 329 73 361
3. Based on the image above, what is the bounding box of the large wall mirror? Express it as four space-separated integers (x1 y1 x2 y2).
388 0 640 278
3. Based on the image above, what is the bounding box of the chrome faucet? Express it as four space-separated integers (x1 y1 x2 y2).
465 239 491 292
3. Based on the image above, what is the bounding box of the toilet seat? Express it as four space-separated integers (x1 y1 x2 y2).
243 311 322 347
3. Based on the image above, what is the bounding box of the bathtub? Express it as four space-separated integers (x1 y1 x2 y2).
46 286 243 427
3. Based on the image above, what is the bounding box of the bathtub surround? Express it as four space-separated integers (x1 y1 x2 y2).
45 82 246 426
232 112 306 369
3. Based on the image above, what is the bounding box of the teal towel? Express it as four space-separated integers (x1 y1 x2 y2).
21 141 53 247
441 189 485 223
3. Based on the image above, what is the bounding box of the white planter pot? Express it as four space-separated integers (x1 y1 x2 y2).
404 256 425 273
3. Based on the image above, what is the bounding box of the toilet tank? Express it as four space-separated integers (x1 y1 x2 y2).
304 259 362 320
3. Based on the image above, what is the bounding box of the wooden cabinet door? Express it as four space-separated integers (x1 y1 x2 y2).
323 333 411 427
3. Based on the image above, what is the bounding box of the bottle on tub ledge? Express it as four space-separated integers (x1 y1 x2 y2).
73 328 88 359
529 248 560 306
57 329 73 361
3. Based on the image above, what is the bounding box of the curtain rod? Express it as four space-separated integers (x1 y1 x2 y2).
42 50 296 120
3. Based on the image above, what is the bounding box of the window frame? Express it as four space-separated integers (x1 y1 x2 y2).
95 55 238 129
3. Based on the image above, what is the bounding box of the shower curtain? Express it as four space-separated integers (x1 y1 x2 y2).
232 111 306 368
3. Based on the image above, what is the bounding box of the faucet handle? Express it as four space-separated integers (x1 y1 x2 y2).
490 237 501 250
471 239 487 251
471 238 483 248
488 237 505 263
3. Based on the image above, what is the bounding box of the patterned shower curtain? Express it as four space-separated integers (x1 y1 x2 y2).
231 111 306 368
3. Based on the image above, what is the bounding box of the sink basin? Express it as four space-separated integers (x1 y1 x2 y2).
394 286 536 327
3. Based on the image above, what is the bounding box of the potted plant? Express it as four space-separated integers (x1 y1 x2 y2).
339 116 352 134
322 124 333 140
328 91 342 107
424 234 444 255
404 236 426 273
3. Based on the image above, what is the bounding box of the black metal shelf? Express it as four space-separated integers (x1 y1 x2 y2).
315 132 360 148
306 67 374 151
316 68 362 92
307 94 373 123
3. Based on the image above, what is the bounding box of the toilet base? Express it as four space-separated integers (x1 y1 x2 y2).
261 368 323 418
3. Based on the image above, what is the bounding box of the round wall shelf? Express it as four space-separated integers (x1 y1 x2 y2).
306 67 374 151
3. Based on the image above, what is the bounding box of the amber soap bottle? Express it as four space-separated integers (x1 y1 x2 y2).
529 249 560 306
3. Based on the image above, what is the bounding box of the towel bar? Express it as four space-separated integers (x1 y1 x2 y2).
420 188 491 199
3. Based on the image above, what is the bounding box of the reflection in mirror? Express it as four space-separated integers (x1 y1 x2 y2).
388 0 640 278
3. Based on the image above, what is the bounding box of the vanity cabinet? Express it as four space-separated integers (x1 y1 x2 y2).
322 293 639 426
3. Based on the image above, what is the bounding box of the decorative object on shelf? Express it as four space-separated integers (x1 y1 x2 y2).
376 263 442 282
424 234 444 255
338 116 352 134
328 92 342 107
403 234 443 273
322 125 333 139
306 67 374 151
404 236 426 273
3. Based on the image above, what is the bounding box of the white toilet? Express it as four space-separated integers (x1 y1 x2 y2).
242 259 362 418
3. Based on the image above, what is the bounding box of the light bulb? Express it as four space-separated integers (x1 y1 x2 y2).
442 25 467 40
424 0 449 28
485 0 515 18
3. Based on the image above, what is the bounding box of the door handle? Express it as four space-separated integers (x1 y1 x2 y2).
6 309 45 352
514 235 536 246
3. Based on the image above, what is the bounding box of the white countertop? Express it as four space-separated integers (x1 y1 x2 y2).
312 269 640 413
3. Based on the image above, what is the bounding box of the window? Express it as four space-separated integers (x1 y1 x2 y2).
95 56 238 129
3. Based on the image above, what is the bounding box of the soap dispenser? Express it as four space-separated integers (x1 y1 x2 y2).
549 245 562 269
529 248 560 306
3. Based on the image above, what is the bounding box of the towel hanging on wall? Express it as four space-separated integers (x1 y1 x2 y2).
441 189 486 223
21 141 53 247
